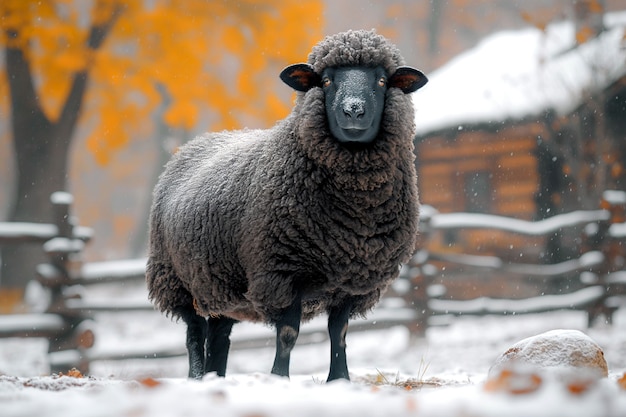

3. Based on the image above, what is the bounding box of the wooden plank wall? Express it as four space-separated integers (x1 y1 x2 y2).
417 123 543 219
416 123 546 258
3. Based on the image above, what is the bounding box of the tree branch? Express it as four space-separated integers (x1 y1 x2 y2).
56 3 124 135
87 3 124 50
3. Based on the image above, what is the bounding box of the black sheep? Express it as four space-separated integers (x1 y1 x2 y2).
146 29 428 381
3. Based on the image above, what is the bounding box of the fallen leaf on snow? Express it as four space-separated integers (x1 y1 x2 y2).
139 377 161 388
484 368 543 395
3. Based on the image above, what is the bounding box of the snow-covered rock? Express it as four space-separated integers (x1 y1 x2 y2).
489 329 608 378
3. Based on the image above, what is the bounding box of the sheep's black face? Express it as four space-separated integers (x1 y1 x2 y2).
321 66 386 144
280 62 428 144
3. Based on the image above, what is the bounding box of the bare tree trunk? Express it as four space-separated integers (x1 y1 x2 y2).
0 34 70 291
428 1 443 55
0 8 122 300
129 83 180 258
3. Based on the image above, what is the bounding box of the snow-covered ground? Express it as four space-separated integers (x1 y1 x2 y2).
2 306 626 417
2 10 626 416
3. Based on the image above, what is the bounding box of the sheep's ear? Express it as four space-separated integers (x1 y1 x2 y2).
280 63 321 92
388 66 428 94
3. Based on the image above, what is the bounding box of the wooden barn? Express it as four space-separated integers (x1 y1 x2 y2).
415 122 541 219
412 12 626 258
408 11 626 300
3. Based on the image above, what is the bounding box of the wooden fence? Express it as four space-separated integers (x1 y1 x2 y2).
1 191 625 373
0 193 93 371
397 190 626 333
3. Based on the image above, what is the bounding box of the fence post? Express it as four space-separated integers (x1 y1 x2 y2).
601 191 626 271
586 191 626 325
42 192 93 373
403 206 438 336
407 250 432 336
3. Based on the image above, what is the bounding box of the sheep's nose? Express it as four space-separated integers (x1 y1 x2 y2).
343 100 365 119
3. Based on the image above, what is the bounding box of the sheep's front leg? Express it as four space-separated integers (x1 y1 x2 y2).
327 301 352 382
181 310 207 380
205 316 236 377
270 296 302 378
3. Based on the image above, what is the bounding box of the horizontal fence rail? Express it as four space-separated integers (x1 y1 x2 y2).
0 190 625 373
401 190 626 331
426 250 604 276
426 209 610 234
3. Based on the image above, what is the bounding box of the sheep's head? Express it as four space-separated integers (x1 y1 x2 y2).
281 63 427 144
280 30 427 145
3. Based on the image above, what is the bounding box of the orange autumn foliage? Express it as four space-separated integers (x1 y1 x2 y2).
0 0 323 165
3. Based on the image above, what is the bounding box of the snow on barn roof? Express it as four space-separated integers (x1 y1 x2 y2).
413 11 626 136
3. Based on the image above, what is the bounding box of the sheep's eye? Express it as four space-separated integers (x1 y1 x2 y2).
378 77 386 87
322 77 331 88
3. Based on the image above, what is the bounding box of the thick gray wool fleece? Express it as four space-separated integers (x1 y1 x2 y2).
146 30 419 323
307 29 405 75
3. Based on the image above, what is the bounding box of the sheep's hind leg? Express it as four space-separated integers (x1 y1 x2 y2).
205 316 236 377
270 296 302 378
327 300 352 382
181 309 208 379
